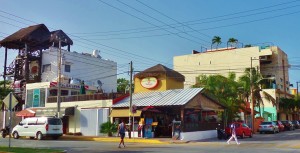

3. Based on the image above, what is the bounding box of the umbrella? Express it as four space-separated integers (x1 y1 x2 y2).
142 106 161 113
16 109 36 117
80 81 86 94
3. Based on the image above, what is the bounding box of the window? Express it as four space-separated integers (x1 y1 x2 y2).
71 90 79 95
42 64 51 72
26 88 46 107
65 65 71 72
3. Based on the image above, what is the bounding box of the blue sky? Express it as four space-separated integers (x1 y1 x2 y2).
0 0 299 86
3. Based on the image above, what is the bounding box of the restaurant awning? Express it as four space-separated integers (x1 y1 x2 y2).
110 109 142 117
16 109 36 117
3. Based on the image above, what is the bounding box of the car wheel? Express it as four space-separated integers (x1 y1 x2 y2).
36 132 43 140
29 137 35 139
240 133 245 139
13 131 19 139
249 132 253 138
260 131 262 134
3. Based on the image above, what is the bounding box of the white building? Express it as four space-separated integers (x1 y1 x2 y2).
20 82 112 136
41 47 117 93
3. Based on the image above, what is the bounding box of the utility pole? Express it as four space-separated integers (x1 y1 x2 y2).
57 39 62 118
129 61 133 138
250 57 255 132
297 82 299 100
297 81 299 120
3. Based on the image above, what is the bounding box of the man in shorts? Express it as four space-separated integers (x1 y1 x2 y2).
118 120 126 148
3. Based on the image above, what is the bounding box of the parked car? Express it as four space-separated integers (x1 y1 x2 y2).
273 121 285 132
281 120 295 131
258 121 279 134
11 117 63 140
291 121 300 129
225 122 253 139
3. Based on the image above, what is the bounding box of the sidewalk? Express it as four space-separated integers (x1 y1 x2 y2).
60 135 188 144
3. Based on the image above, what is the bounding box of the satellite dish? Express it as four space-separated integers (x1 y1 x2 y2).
97 80 103 87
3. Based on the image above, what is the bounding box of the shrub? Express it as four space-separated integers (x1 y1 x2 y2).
100 121 117 136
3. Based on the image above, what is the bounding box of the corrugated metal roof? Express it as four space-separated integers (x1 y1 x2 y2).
112 88 204 107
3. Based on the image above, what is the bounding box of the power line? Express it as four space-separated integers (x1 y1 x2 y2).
70 0 300 35
98 0 209 47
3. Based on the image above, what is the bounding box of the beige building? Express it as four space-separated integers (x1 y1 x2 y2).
174 46 293 120
174 46 290 93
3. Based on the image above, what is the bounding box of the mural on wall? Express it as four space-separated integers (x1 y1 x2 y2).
29 61 40 81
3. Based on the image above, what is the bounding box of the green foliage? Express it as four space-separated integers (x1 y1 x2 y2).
117 78 133 93
0 80 13 103
279 98 300 113
238 68 276 116
227 38 238 48
193 72 245 123
100 121 117 136
212 36 222 49
244 44 252 48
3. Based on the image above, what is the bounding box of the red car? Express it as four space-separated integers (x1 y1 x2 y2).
273 121 285 132
225 122 253 139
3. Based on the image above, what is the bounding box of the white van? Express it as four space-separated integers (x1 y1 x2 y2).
12 117 63 140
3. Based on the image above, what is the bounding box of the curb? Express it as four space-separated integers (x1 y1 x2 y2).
60 136 169 144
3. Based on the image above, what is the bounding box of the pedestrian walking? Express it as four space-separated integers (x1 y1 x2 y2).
118 120 126 148
226 123 240 145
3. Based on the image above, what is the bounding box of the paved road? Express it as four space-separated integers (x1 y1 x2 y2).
0 129 299 153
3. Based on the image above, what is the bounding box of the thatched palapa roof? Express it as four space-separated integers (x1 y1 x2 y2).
0 24 72 51
134 64 185 82
50 30 73 46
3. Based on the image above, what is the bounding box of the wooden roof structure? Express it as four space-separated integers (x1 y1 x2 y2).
134 64 185 82
0 24 72 51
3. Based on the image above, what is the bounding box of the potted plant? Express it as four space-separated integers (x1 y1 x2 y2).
100 121 117 137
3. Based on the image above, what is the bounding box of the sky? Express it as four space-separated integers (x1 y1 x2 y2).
0 0 300 87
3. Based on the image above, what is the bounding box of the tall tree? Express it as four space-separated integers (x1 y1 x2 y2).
193 72 245 123
211 36 222 50
117 78 130 93
227 38 238 48
238 68 275 116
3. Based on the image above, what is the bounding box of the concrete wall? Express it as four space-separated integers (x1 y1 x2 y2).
180 130 216 141
80 108 109 136
41 47 117 93
46 99 112 133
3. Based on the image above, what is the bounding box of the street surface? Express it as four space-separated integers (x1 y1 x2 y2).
0 129 299 153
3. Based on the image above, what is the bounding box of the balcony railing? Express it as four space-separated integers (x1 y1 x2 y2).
47 93 124 103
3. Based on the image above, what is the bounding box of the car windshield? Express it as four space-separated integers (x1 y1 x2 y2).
292 121 298 124
48 118 62 125
261 122 272 125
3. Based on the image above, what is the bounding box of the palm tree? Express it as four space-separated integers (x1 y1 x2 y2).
227 38 238 48
211 36 222 50
238 68 275 117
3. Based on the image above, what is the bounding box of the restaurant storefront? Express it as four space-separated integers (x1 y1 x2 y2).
111 88 225 140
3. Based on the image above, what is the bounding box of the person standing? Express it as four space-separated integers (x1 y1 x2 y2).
227 123 240 145
118 120 126 148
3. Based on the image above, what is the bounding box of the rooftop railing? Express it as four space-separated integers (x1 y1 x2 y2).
47 93 125 103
